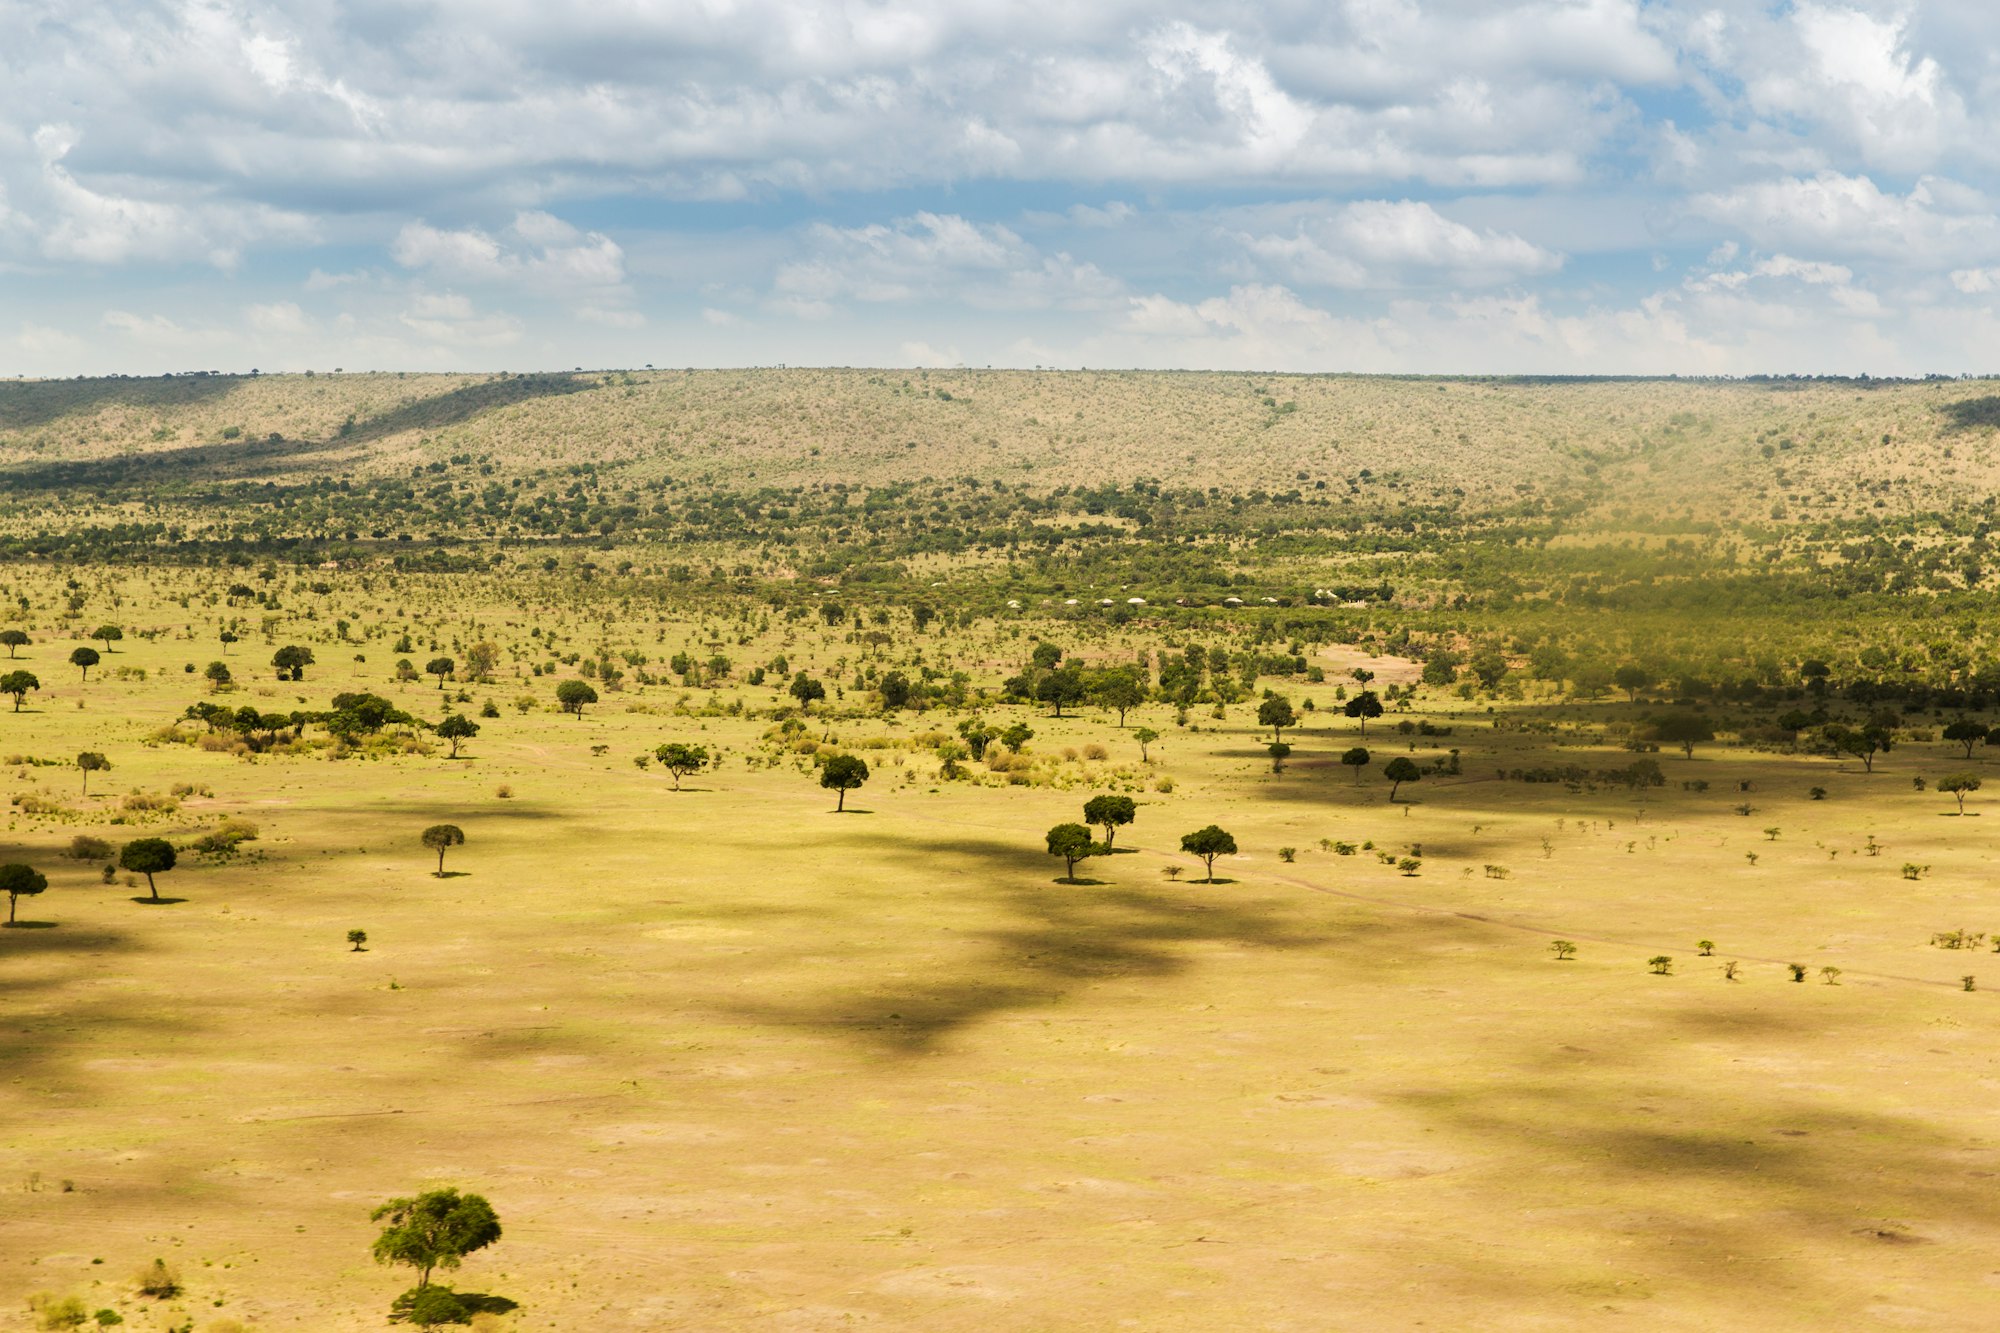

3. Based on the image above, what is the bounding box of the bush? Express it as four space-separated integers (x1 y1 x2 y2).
28 1293 88 1330
391 1285 472 1326
134 1257 180 1298
187 820 259 855
67 835 111 860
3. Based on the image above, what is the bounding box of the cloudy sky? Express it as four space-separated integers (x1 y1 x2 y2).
4 0 1999 375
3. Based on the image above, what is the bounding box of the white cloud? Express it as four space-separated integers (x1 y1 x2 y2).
899 340 963 367
1239 199 1563 289
391 212 626 294
1691 171 1997 263
773 211 1122 312
246 301 311 335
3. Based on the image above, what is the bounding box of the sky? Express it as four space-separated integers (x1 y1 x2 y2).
3 0 2000 376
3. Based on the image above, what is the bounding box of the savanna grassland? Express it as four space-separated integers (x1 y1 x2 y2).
7 369 2000 1330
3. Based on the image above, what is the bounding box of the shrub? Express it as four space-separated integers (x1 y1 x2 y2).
390 1285 472 1326
29 1293 88 1330
1648 955 1673 975
135 1258 180 1298
1082 743 1108 760
67 835 111 860
187 820 259 855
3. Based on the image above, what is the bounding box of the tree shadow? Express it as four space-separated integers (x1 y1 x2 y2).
1939 396 2000 433
719 831 1323 1056
432 871 471 880
0 373 235 431
3 919 57 929
456 1293 519 1315
129 897 188 905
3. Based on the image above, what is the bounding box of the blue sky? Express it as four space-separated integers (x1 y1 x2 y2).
3 0 1999 375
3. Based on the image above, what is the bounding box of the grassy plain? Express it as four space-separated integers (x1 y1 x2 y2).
5 371 2000 1329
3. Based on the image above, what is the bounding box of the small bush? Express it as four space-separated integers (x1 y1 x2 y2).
135 1258 180 1298
1082 743 1107 760
1277 846 1296 862
1154 775 1175 793
29 1293 89 1330
187 820 259 855
391 1284 472 1326
67 835 112 860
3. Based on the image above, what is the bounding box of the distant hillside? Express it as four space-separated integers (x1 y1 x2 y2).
5 369 1997 526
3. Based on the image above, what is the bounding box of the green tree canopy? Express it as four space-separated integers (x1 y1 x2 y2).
421 824 466 875
1384 756 1422 800
0 862 47 925
653 742 710 790
1045 822 1104 881
819 754 869 811
119 837 177 901
1081 794 1137 851
370 1187 501 1291
1179 825 1238 882
555 679 597 716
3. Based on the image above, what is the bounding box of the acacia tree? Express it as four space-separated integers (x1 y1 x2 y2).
820 754 869 811
1341 746 1370 781
1082 794 1136 851
1133 727 1159 763
272 645 315 680
1944 720 1989 758
370 1187 501 1292
1652 713 1716 758
426 657 456 690
120 838 177 902
1940 772 1982 815
1344 690 1383 734
435 714 479 758
0 629 26 658
422 824 466 875
1036 665 1087 717
1384 756 1422 801
789 672 826 713
1613 665 1651 702
1179 825 1237 882
0 670 34 710
92 624 123 652
77 751 110 794
555 679 597 717
70 646 99 681
1825 722 1893 773
1258 695 1298 742
654 743 709 790
1093 670 1146 726
0 863 46 925
1046 823 1104 881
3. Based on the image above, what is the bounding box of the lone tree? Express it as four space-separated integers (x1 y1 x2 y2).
272 645 315 680
789 672 826 713
92 624 123 652
653 742 710 790
1341 746 1371 781
1094 670 1147 726
1384 756 1422 801
1035 664 1088 717
1945 720 1990 758
820 754 869 811
1343 690 1383 734
1045 822 1104 882
434 714 479 758
555 679 597 717
1179 824 1238 882
1082 794 1136 852
426 657 455 689
347 929 368 952
204 660 232 692
421 824 466 876
0 629 26 658
1825 722 1893 773
0 863 47 925
1133 726 1159 763
218 629 237 654
1613 665 1651 702
1257 695 1298 742
1653 713 1716 758
70 646 100 681
1940 772 1983 815
1 670 40 711
77 751 110 794
119 838 177 902
370 1187 501 1293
